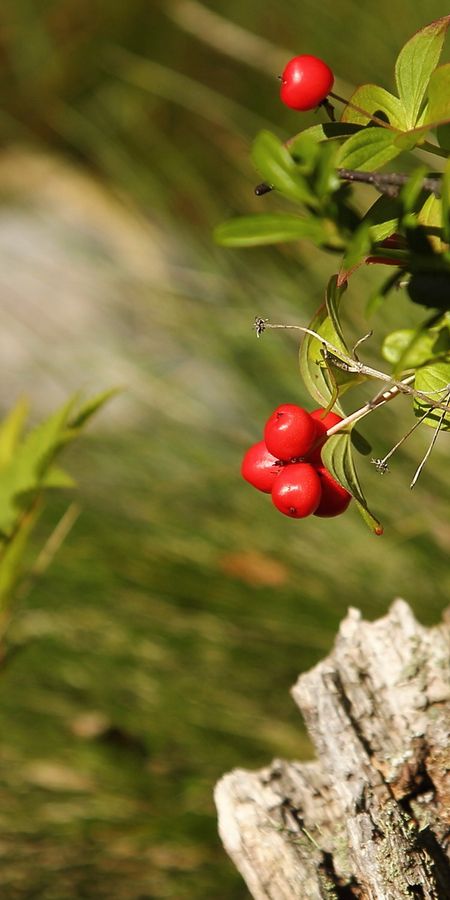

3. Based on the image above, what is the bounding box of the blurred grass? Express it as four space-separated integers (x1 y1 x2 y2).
0 1 449 897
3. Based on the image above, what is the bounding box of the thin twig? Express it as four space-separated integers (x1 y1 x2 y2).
255 318 450 411
410 393 450 488
255 169 442 198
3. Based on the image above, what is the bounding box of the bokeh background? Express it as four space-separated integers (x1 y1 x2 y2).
0 2 449 897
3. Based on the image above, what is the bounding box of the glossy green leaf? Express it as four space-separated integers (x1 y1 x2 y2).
395 15 450 128
214 214 327 247
414 360 450 429
251 131 317 206
341 84 407 129
321 433 383 534
337 128 402 172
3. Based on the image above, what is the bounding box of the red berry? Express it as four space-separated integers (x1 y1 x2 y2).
241 441 282 493
271 463 321 518
280 55 334 111
264 404 316 461
314 466 351 518
307 408 343 464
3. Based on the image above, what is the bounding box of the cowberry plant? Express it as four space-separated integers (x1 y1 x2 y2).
215 16 450 534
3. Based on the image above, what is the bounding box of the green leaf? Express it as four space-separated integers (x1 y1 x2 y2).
362 195 401 243
251 131 317 206
437 122 450 150
340 84 407 129
414 360 450 429
382 325 449 372
337 128 402 172
0 399 75 537
421 63 450 126
395 15 450 128
0 398 29 470
299 275 365 407
288 122 362 147
214 214 327 247
321 433 383 534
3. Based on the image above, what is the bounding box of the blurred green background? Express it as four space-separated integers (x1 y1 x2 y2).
0 1 449 897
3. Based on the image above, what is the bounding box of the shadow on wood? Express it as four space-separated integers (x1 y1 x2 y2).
215 599 450 899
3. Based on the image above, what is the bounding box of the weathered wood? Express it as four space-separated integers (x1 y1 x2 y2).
215 599 450 899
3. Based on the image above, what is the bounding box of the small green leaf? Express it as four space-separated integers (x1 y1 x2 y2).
395 15 450 128
382 325 449 372
321 433 383 534
414 360 450 429
251 131 317 206
214 214 327 247
337 128 402 172
341 84 407 129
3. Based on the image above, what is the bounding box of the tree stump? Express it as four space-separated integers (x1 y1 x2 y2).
215 599 450 899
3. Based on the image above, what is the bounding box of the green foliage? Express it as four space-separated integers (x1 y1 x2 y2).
215 15 450 531
0 392 115 611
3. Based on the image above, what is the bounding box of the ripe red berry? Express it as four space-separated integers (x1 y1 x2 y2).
314 466 351 518
307 407 343 464
271 463 321 518
241 440 282 493
280 55 334 111
264 404 316 461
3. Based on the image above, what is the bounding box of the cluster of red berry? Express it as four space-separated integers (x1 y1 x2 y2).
241 404 351 519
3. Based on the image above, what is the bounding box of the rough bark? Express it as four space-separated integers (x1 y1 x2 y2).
215 599 450 899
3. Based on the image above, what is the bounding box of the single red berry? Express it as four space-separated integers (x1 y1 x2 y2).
280 55 334 111
264 404 316 461
313 466 351 518
241 440 282 493
271 463 321 518
306 407 343 464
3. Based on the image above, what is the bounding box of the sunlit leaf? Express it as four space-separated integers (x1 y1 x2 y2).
214 214 328 247
337 128 402 172
414 360 450 429
395 15 450 127
321 433 383 533
340 84 407 129
382 324 449 373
